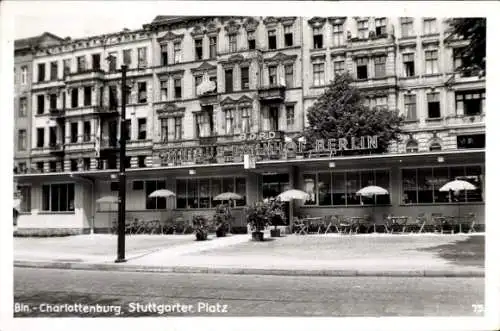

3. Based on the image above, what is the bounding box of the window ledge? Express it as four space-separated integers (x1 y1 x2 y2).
38 211 75 215
400 202 484 207
310 48 327 52
301 204 392 208
425 117 443 122
403 120 419 124
399 76 416 80
422 73 441 78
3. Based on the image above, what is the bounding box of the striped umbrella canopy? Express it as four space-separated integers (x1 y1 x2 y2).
439 180 476 192
356 186 389 197
96 195 120 204
213 192 243 201
149 189 176 198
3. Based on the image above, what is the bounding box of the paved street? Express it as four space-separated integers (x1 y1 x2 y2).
14 267 484 317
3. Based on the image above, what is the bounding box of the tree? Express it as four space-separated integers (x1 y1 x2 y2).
304 73 404 155
447 18 486 71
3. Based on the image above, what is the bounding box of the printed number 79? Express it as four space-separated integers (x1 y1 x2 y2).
472 304 484 313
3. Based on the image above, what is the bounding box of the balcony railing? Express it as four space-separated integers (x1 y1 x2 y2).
258 84 286 103
65 69 105 82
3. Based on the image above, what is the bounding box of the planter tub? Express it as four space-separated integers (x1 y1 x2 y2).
251 231 264 241
270 229 281 237
195 230 208 241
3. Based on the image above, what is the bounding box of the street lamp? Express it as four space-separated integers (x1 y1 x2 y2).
106 54 128 263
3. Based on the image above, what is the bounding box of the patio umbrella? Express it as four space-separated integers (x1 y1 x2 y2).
356 186 389 227
439 180 477 219
276 189 310 230
96 196 119 233
148 189 176 198
213 192 243 201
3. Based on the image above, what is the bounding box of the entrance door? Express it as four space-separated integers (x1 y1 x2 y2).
262 173 290 224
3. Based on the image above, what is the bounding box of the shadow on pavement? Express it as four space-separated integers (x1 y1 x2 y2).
415 236 484 267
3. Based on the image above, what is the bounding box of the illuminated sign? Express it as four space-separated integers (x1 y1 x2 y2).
159 135 379 166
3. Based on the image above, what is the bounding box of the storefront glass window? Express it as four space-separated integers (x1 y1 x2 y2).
175 177 246 209
145 180 166 210
375 170 390 204
432 167 449 203
450 166 466 202
210 178 222 207
465 166 483 202
417 168 433 203
318 173 332 206
187 179 198 208
332 173 346 205
360 171 375 205
235 178 246 206
176 179 187 208
346 172 360 205
199 179 210 208
402 169 417 204
303 174 316 205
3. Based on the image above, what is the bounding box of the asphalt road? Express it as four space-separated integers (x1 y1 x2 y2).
14 267 484 317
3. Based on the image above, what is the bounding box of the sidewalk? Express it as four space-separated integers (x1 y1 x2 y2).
14 232 485 277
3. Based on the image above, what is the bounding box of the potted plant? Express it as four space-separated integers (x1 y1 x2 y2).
268 199 285 237
213 204 232 237
245 201 272 241
192 215 209 241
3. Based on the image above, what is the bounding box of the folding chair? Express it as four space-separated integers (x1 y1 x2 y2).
467 213 477 233
415 213 427 233
338 216 352 234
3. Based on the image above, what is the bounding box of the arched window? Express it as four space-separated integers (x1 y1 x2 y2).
406 140 419 153
429 142 442 151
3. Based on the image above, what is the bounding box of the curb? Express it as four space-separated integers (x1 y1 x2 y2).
14 260 485 278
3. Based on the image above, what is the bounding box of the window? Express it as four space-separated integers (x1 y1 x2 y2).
19 97 27 117
267 30 276 50
356 57 368 79
161 118 169 142
138 156 146 168
138 118 147 140
427 92 441 118
92 54 101 70
423 18 437 35
174 78 182 99
241 67 249 90
370 96 388 109
403 53 415 77
36 128 45 148
137 47 147 67
286 105 294 129
228 34 238 53
333 60 345 77
83 121 91 142
42 183 75 212
285 64 294 88
303 174 316 205
225 109 234 135
21 66 27 85
37 63 45 82
174 42 181 63
241 107 250 133
404 94 417 121
49 126 57 146
332 24 344 46
406 140 418 153
70 122 78 143
124 156 131 168
402 166 483 204
225 68 233 92
145 180 167 209
195 39 203 60
124 119 131 141
457 134 485 149
138 81 147 103
160 80 168 101
50 61 58 80
36 162 44 173
124 84 131 105
109 86 118 110
174 117 182 140
123 49 132 66
161 45 168 66
70 159 78 171
37 95 45 114
18 130 27 151
401 17 413 37
77 56 86 72
247 32 255 50
375 18 387 36
210 76 217 93
284 26 293 46
268 66 277 86
62 59 71 77
313 63 325 86
429 142 441 151
357 20 369 39
84 86 92 106
374 55 386 78
49 94 57 110
269 106 279 131
456 90 485 116
425 50 438 74
107 53 117 72
17 185 31 212
209 36 217 58
176 177 246 209
313 28 323 48
71 88 79 108
82 158 90 171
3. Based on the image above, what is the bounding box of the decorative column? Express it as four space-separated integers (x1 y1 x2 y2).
65 121 71 143
77 120 84 143
130 156 138 168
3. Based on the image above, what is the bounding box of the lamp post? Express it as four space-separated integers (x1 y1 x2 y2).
115 64 128 263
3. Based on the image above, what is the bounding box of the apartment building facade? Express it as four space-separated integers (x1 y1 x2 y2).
14 16 485 234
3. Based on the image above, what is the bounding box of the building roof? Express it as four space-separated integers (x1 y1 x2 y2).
14 32 64 51
144 15 217 29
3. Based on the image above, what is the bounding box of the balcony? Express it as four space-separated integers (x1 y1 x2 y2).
94 106 119 119
445 114 485 128
65 69 105 83
49 108 65 120
48 143 65 156
64 141 96 153
258 85 286 103
126 139 153 150
198 92 219 107
31 79 65 91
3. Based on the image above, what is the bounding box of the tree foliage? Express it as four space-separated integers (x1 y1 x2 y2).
447 18 486 70
304 73 404 154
